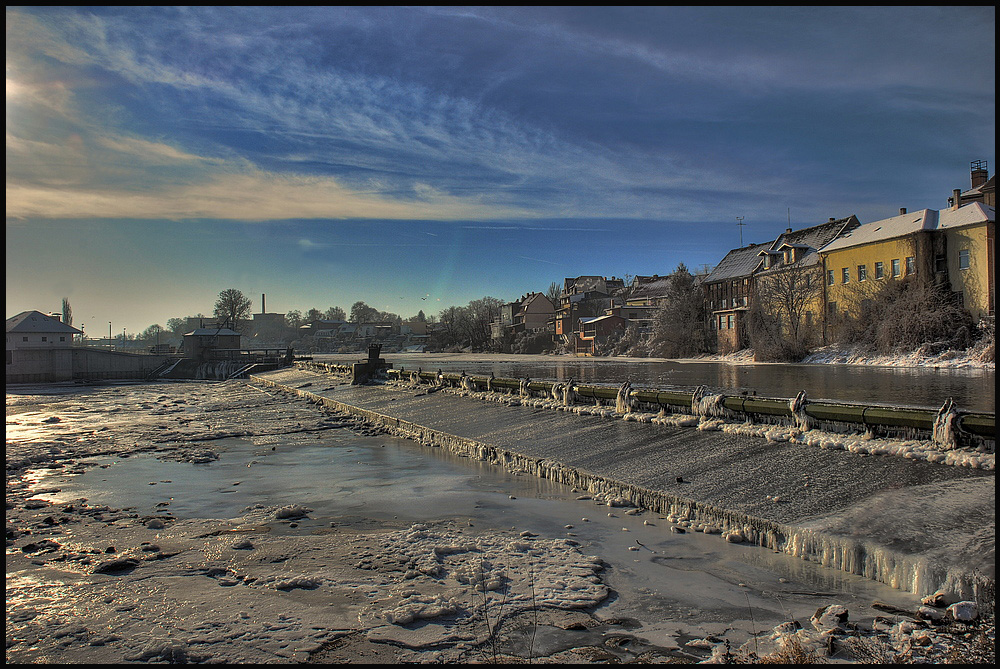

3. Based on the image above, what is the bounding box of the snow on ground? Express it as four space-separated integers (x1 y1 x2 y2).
718 343 995 370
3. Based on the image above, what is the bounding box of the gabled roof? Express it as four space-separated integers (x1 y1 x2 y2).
758 215 861 272
770 216 859 253
629 276 671 295
6 311 83 335
703 243 767 283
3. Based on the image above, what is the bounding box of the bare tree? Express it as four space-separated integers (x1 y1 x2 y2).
324 306 346 321
752 265 823 352
545 281 563 305
647 265 711 358
838 277 977 355
214 289 253 330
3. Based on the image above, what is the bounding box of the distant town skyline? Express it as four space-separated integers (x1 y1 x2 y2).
6 6 995 335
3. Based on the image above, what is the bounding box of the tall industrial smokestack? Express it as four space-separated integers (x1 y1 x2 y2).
262 293 266 314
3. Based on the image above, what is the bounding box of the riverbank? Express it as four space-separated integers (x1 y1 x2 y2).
6 378 994 664
713 342 995 370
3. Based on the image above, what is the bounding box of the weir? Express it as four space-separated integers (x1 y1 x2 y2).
297 360 994 449
250 366 995 603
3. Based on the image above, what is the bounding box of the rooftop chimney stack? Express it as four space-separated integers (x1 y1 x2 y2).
899 207 907 215
971 159 988 188
952 189 962 210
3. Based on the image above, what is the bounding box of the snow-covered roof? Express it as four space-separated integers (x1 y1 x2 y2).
703 243 766 283
821 203 993 253
6 311 83 335
629 277 672 299
935 202 994 230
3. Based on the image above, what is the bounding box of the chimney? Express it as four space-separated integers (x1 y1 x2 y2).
828 218 835 223
899 207 907 215
786 227 792 234
952 189 962 210
971 160 988 188
261 293 266 314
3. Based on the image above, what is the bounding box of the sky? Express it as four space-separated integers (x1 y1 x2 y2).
6 6 996 337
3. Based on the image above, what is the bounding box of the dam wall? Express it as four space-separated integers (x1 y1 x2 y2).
251 366 995 602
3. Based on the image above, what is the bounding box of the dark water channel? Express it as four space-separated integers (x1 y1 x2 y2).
313 353 995 413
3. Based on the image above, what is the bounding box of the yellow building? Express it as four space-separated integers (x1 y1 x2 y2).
820 202 995 325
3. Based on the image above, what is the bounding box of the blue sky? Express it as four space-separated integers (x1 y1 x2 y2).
6 6 995 336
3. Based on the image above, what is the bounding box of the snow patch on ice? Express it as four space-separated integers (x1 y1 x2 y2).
358 521 608 628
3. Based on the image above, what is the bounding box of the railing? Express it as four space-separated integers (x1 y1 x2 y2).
383 368 994 445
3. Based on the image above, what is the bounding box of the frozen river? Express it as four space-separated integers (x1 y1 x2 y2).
312 352 996 412
6 379 948 663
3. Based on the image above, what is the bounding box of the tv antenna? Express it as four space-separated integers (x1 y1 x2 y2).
736 216 746 246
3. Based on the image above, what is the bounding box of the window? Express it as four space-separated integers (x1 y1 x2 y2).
727 314 734 330
875 261 884 279
906 256 916 275
41 337 47 342
934 254 947 273
958 249 970 270
841 267 850 284
857 265 867 281
59 336 66 342
827 270 835 286
22 336 28 342
827 301 838 316
891 259 901 277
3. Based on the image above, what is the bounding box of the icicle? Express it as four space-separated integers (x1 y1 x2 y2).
790 390 812 431
551 382 563 402
616 381 633 414
932 398 959 450
692 385 726 418
563 378 576 407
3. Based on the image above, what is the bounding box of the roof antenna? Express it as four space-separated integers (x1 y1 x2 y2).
736 216 745 246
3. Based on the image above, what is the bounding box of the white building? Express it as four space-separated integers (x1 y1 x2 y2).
6 311 84 382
